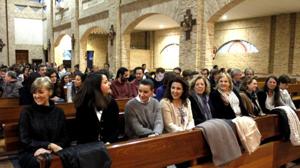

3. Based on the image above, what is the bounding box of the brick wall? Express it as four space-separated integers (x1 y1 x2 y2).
214 13 300 76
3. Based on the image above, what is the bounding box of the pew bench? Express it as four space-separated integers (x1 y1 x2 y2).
0 98 19 108
0 98 130 124
38 111 300 168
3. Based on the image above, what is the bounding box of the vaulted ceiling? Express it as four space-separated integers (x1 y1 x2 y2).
134 0 300 31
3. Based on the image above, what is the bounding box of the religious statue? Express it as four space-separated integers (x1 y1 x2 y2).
180 9 196 40
47 39 51 51
0 39 6 52
108 25 116 46
71 34 75 49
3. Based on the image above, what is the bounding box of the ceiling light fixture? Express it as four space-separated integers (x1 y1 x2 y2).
222 15 228 20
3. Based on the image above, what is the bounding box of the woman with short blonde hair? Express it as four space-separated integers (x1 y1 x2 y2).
19 77 68 168
210 73 249 119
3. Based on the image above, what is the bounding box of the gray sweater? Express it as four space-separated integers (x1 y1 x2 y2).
125 97 164 139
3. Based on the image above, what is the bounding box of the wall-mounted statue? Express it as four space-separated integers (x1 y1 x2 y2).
0 39 6 52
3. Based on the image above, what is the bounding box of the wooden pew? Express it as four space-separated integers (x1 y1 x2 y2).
0 98 19 107
0 103 75 124
115 98 130 112
1 111 125 153
0 98 130 153
287 84 300 105
0 98 130 124
42 130 208 168
39 111 300 168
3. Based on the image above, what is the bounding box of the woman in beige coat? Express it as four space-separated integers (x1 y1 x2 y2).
160 77 194 133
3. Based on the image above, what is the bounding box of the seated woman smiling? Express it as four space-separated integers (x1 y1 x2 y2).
19 77 69 168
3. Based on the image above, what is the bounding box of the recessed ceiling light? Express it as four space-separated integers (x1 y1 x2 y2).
159 25 164 29
222 15 228 20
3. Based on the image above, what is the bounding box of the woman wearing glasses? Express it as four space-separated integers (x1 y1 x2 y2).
160 77 194 133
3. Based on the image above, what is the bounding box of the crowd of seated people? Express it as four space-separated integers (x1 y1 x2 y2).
0 62 300 167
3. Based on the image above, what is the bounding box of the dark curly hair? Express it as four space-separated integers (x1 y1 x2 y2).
163 77 189 106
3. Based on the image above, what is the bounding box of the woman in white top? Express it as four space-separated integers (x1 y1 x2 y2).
257 76 284 114
160 77 194 133
210 73 249 119
278 74 296 110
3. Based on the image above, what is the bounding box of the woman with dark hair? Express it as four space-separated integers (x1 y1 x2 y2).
160 77 194 133
46 68 64 102
71 73 85 99
278 74 296 110
239 77 266 117
210 73 249 119
60 74 71 101
74 72 119 144
155 72 176 101
189 76 213 125
257 76 284 113
19 77 68 168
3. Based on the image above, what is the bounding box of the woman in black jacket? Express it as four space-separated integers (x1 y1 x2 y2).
74 72 119 144
209 73 249 119
257 75 284 114
189 76 213 125
19 77 68 168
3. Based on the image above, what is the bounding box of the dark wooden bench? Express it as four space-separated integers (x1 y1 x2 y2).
0 98 19 107
0 98 130 124
0 103 75 124
115 98 130 112
38 110 300 168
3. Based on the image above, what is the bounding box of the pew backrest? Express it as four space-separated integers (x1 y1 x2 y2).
0 98 19 107
0 103 76 124
115 98 130 112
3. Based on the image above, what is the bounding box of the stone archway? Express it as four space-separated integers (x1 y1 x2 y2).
121 13 181 70
54 34 72 67
119 0 182 70
79 27 108 72
200 0 246 68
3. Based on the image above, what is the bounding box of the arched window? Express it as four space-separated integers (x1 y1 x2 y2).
216 40 259 54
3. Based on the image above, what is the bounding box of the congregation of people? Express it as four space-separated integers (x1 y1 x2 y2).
0 62 300 168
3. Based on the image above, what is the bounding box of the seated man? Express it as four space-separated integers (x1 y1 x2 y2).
125 79 163 139
1 71 22 98
111 67 137 99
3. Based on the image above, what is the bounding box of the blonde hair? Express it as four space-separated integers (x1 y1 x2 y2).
216 73 233 91
31 77 53 95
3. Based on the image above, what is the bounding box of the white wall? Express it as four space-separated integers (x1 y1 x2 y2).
14 18 43 45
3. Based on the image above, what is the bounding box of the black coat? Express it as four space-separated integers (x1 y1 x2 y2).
19 102 69 168
189 93 214 125
76 98 119 144
209 89 249 119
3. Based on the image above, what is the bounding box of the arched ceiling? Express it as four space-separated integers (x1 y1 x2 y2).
134 14 179 31
219 0 300 22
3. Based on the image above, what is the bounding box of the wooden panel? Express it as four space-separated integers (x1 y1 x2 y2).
115 98 130 112
2 123 19 151
108 130 208 168
0 98 19 107
273 141 300 167
0 99 127 124
194 142 275 168
15 50 28 64
255 114 280 140
0 106 23 123
45 130 209 168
